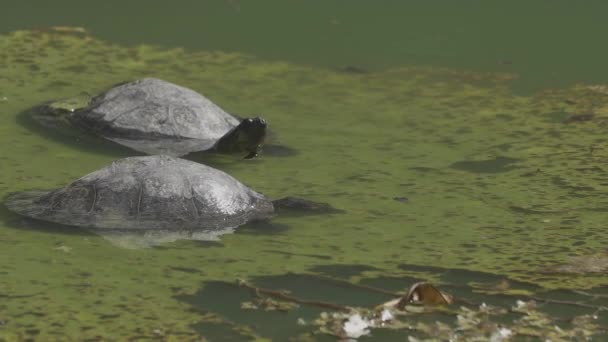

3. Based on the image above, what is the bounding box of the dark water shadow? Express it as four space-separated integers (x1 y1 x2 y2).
178 265 608 340
395 263 608 323
309 264 380 278
17 107 298 167
450 156 519 173
398 263 540 292
181 151 249 169
177 273 398 341
219 201 343 239
262 249 332 261
272 196 345 217
15 107 138 159
2 196 292 248
184 143 299 168
1 203 93 238
261 144 299 158
234 220 290 236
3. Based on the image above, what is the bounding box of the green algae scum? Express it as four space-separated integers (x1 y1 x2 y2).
2 24 608 340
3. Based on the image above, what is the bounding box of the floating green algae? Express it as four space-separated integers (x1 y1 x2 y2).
2 28 608 340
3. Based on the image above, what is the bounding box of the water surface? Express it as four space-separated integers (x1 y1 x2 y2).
2 2 608 340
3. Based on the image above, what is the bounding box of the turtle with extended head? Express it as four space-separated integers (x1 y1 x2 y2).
4 156 338 246
33 78 267 158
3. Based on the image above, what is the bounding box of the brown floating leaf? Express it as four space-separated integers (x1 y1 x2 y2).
377 297 401 310
396 282 453 308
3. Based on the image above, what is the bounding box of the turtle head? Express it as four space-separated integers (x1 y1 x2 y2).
215 117 267 159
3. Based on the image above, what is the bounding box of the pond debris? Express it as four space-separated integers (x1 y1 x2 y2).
398 282 453 307
52 245 72 253
237 279 352 313
233 277 608 340
378 282 453 312
342 313 371 339
490 327 513 342
549 254 608 274
380 308 394 322
323 300 602 341
240 296 299 312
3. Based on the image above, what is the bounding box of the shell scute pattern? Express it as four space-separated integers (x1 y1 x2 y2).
82 78 239 140
5 156 275 230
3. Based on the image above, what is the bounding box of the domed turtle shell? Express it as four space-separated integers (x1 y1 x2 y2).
65 78 267 157
5 156 275 230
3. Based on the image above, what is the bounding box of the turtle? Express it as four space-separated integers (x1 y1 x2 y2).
4 155 337 236
31 78 267 158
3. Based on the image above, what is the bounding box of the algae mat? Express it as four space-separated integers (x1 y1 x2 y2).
1 28 608 340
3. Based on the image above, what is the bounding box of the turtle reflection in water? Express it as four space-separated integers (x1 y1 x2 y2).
4 156 338 247
33 78 267 158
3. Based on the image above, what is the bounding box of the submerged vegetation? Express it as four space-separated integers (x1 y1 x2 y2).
1 27 608 339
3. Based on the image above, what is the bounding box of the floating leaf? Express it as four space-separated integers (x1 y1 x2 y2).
341 314 371 339
240 301 258 310
397 282 453 308
254 296 299 312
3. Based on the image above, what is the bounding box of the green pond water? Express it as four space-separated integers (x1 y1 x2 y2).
2 1 608 340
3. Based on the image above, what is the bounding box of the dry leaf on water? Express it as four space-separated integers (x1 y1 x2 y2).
397 282 453 308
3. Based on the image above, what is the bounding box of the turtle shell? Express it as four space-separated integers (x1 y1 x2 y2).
70 78 241 155
5 156 275 230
